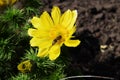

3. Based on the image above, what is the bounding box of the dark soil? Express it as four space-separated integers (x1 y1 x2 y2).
41 0 120 80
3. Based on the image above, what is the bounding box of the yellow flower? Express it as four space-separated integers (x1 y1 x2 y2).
28 6 80 60
0 0 4 6
0 0 16 7
17 60 32 73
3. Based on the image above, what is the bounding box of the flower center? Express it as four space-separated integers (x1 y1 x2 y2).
49 25 69 45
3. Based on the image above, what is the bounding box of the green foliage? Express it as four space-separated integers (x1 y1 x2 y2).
23 0 43 8
17 48 66 80
11 73 30 80
20 0 43 17
0 0 78 80
42 68 65 80
0 38 14 61
25 7 38 17
0 4 31 80
0 7 24 26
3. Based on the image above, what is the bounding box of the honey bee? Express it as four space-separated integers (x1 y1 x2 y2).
52 35 62 45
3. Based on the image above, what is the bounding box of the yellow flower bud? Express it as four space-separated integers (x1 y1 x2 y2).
17 60 32 73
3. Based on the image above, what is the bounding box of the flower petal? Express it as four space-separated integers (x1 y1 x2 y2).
60 9 72 27
64 39 80 47
68 26 76 37
28 28 49 38
30 38 52 48
37 48 49 57
28 28 38 37
40 11 54 29
49 44 61 60
31 17 41 29
31 11 54 30
68 10 77 30
51 6 61 25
